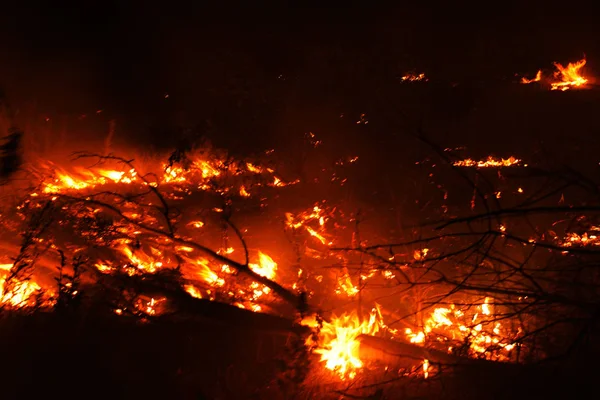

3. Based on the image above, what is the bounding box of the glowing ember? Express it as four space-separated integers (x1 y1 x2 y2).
561 226 600 247
453 156 522 168
400 72 427 82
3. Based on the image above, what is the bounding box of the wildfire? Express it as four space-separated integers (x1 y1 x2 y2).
521 70 542 84
0 265 48 309
285 203 335 246
249 251 277 280
185 257 226 287
400 72 427 82
96 245 168 276
3 133 532 387
306 307 384 380
561 226 600 247
453 156 522 168
43 166 138 193
180 252 278 311
521 57 590 91
551 58 589 91
404 298 516 361
0 277 42 308
335 274 359 297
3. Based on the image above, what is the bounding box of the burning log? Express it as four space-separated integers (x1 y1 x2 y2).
358 334 515 369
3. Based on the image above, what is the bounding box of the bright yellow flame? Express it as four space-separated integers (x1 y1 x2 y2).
521 58 590 91
249 252 277 280
306 307 386 380
239 185 250 197
187 257 225 287
185 284 203 299
551 58 589 91
336 274 359 297
0 277 42 307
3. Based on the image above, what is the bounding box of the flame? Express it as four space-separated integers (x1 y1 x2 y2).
120 246 164 274
184 284 203 299
135 296 166 316
43 167 138 193
400 72 427 82
249 252 277 280
405 298 516 360
303 307 391 380
239 185 250 197
285 203 334 246
95 245 168 276
453 156 522 168
521 57 590 91
186 257 226 287
335 274 359 297
10 138 527 378
551 58 589 91
0 276 42 308
561 226 600 247
521 70 542 84
307 309 383 380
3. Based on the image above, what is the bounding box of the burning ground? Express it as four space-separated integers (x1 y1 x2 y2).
1 94 600 400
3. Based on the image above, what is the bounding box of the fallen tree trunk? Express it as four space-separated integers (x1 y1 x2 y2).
358 334 522 372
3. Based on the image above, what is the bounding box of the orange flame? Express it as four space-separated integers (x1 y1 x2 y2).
453 156 522 168
521 70 542 84
249 252 277 280
405 298 516 360
551 58 589 91
0 272 44 308
305 306 386 380
521 57 590 91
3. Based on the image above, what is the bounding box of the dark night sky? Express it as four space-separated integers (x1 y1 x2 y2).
0 2 598 151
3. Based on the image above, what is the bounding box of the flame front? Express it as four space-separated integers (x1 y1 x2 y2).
306 307 386 380
453 156 522 168
521 57 590 91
